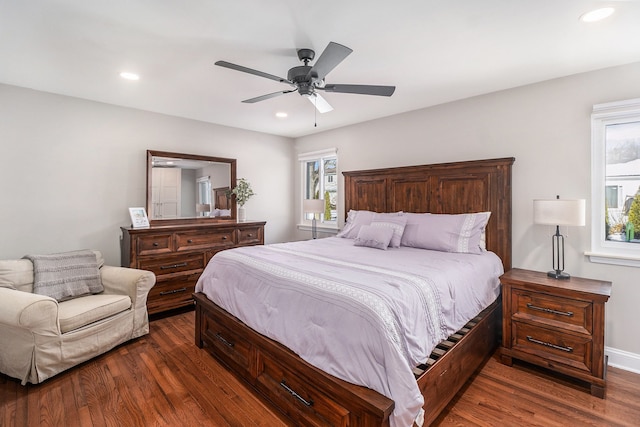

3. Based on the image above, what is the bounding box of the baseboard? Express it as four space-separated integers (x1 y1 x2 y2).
605 346 640 374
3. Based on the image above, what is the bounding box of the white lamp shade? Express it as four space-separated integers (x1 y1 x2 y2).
533 199 586 226
303 198 325 214
196 203 211 213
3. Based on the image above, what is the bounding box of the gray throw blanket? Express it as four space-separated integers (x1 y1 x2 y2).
23 250 104 301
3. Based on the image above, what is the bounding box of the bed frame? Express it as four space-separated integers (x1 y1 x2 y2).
194 157 514 426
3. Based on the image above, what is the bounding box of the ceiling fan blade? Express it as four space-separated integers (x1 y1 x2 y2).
307 93 333 113
242 90 295 103
215 60 292 85
321 84 396 97
308 42 353 81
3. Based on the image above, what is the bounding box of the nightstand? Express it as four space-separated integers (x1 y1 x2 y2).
499 268 612 397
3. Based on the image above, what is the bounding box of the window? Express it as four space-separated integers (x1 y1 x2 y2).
589 98 640 266
299 148 338 227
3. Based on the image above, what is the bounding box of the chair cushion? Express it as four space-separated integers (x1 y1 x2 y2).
58 294 132 333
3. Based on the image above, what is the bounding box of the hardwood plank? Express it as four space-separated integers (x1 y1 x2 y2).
2 311 639 426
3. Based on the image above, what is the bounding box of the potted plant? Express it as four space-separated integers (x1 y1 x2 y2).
231 178 255 221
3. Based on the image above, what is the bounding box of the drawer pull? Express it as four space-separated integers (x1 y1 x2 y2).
280 380 314 407
215 333 234 348
153 243 159 247
159 287 187 296
222 236 228 240
160 262 188 270
526 303 573 317
247 233 253 237
526 335 573 353
187 239 193 243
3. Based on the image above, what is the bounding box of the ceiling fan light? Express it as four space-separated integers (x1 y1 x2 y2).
580 7 614 23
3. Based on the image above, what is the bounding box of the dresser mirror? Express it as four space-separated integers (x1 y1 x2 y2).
147 150 237 224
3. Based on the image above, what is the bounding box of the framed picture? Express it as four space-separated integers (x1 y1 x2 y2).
129 207 150 228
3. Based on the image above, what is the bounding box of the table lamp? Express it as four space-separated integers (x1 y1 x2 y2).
533 196 586 279
303 199 325 239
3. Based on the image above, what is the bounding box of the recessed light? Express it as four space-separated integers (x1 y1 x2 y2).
580 7 614 23
120 72 140 81
275 112 288 118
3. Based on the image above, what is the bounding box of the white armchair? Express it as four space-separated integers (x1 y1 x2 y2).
0 251 155 385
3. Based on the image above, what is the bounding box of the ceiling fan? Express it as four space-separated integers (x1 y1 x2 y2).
215 42 396 113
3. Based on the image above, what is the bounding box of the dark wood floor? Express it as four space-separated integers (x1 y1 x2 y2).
2 310 639 426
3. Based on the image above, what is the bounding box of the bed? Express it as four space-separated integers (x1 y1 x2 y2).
193 157 514 427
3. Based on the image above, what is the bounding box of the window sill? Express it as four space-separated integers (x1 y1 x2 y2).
585 251 640 268
297 224 339 235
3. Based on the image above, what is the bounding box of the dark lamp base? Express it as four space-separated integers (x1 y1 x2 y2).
547 270 571 280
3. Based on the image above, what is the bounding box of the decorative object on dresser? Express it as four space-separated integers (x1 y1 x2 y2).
121 221 265 316
533 196 586 279
500 268 612 398
231 178 255 222
303 198 324 239
194 157 514 426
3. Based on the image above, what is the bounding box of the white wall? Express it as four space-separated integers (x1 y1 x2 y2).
0 84 294 265
294 61 640 364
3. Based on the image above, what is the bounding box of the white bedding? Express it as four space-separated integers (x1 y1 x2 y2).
195 237 503 427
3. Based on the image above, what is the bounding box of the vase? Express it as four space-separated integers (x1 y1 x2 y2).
238 206 246 222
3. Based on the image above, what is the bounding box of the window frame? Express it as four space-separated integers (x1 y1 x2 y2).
298 148 338 230
588 97 640 267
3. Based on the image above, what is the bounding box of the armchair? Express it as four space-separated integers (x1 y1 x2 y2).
0 251 155 385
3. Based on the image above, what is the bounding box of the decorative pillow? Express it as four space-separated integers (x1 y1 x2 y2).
336 210 378 239
23 250 104 302
354 225 395 250
400 212 491 254
371 213 407 248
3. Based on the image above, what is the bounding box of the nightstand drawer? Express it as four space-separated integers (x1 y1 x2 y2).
512 322 592 372
511 289 592 335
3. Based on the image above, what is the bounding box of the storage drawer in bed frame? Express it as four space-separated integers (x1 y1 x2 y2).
194 292 501 427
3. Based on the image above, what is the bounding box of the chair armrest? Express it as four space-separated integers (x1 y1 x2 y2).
100 265 156 307
0 288 59 334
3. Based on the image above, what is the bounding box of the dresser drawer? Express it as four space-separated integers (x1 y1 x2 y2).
138 253 205 277
511 289 592 335
256 353 351 427
238 226 262 245
175 229 237 251
136 233 173 256
200 308 253 377
512 321 592 372
147 275 198 314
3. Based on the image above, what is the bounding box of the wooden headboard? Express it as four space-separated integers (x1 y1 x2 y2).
343 157 515 270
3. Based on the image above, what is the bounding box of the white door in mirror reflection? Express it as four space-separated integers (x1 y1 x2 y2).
151 168 181 219
197 176 212 217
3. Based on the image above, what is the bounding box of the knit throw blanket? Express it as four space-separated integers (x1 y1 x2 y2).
23 250 104 301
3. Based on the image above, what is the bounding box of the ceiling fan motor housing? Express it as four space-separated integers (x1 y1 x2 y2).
287 65 315 95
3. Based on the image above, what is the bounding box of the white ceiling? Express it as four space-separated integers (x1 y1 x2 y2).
2 0 640 138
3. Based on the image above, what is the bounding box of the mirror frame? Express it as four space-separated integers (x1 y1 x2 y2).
147 150 237 225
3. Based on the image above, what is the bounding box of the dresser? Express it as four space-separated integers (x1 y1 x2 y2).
121 221 265 316
500 268 612 397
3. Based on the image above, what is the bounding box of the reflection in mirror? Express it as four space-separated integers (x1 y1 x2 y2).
147 150 236 223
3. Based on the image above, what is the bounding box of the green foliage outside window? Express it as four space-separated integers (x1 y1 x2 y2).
628 189 640 239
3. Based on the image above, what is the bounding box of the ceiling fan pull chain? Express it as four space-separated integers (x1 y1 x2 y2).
314 96 317 127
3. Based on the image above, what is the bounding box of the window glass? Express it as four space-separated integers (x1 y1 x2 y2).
604 121 640 243
299 149 338 227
